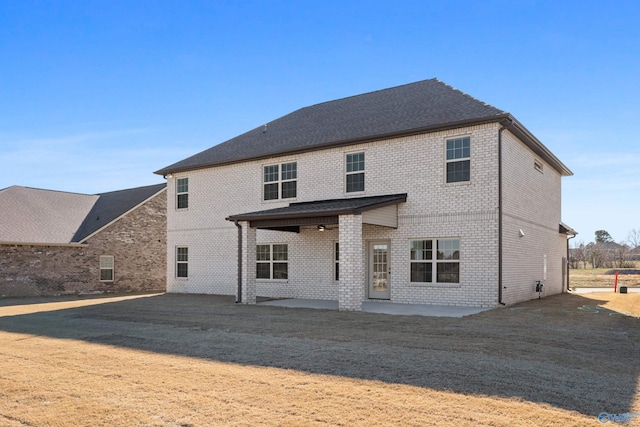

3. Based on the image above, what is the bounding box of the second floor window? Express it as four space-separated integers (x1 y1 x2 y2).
446 137 470 183
346 152 365 193
264 162 297 201
177 178 189 209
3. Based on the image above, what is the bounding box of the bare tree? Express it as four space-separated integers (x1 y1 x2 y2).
577 241 590 269
613 242 634 268
588 242 614 269
570 240 588 269
628 228 640 249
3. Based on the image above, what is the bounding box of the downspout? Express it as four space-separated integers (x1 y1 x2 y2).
498 119 513 305
566 233 576 291
234 221 242 303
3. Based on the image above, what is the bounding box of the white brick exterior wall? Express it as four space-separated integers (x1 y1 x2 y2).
339 215 365 311
501 130 567 304
165 122 567 308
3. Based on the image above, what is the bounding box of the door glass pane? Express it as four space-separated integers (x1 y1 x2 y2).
372 244 388 291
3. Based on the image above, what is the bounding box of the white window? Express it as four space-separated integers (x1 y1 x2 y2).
445 137 470 183
99 255 114 282
256 244 288 279
410 239 460 283
346 152 365 193
176 247 188 278
263 162 297 201
176 178 189 209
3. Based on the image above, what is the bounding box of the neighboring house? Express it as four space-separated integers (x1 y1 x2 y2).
155 78 576 311
0 183 166 297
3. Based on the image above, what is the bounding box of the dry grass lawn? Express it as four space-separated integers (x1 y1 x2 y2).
0 292 638 426
571 269 640 288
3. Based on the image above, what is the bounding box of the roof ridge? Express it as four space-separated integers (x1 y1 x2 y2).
287 78 439 116
432 78 505 114
10 185 94 197
95 182 166 196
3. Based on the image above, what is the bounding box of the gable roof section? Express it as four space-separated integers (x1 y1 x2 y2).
156 79 510 176
0 183 166 246
72 183 167 242
0 186 98 245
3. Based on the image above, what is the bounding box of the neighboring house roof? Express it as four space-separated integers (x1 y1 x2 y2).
0 186 99 245
72 183 167 242
227 193 408 222
0 183 166 246
155 78 572 176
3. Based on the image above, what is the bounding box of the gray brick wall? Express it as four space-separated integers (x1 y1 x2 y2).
0 192 166 297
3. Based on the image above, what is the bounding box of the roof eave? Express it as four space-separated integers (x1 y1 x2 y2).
226 194 407 223
155 115 510 176
0 241 87 247
559 222 578 236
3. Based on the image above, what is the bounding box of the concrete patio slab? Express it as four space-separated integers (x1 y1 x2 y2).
258 298 490 317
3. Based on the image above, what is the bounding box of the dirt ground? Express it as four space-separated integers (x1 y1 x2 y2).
0 292 638 426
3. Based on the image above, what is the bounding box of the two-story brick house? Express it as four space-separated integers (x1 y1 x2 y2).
156 79 575 310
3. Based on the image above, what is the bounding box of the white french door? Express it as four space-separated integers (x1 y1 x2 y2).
368 241 390 299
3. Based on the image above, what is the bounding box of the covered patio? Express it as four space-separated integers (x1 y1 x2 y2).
227 193 407 311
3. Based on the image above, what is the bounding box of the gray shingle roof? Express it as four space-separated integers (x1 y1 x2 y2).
0 184 166 245
155 79 507 175
227 193 407 222
72 183 167 242
0 186 99 245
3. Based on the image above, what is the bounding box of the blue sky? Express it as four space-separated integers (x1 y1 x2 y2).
1 0 638 244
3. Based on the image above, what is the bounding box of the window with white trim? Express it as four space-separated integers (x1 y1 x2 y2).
346 152 365 193
176 247 188 278
176 178 189 209
99 255 114 282
410 239 460 283
263 162 297 201
256 244 288 280
445 137 470 183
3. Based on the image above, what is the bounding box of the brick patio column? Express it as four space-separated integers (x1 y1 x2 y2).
338 214 364 311
239 221 256 305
